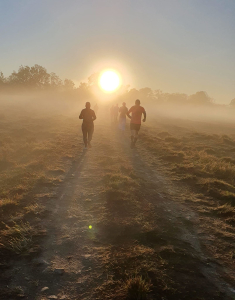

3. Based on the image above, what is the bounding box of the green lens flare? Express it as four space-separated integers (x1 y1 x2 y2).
89 225 92 229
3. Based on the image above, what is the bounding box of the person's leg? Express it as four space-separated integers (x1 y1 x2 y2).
130 123 135 146
123 118 126 131
131 130 135 141
82 124 88 148
130 124 140 148
130 131 136 148
87 124 94 147
118 117 122 130
119 117 125 131
133 130 138 146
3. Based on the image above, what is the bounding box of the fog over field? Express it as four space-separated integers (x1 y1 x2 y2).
1 88 235 299
1 0 235 299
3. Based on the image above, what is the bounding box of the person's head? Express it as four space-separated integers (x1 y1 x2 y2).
135 99 140 106
122 102 126 107
85 102 91 109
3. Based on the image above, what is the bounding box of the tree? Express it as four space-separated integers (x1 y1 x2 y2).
166 93 188 105
30 64 50 89
87 72 100 87
189 91 212 105
0 72 6 86
230 98 235 106
64 79 75 91
49 72 62 90
8 64 51 90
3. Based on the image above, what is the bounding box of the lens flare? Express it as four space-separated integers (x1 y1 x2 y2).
99 70 120 92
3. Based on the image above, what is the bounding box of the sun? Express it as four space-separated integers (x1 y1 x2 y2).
99 70 121 92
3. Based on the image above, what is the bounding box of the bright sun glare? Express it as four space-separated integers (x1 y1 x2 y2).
99 70 120 92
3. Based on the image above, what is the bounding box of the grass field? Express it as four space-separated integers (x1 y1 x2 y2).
1 101 235 299
0 101 81 254
140 115 235 268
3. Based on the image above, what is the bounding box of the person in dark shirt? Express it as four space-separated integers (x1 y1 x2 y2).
118 102 128 132
79 102 96 149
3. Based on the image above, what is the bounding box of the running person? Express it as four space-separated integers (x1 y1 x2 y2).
118 102 128 132
79 102 96 149
127 99 146 148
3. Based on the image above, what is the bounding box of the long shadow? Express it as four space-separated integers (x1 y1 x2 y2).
58 149 88 189
0 149 89 299
40 148 89 232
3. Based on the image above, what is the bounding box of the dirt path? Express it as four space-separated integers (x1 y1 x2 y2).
5 117 235 299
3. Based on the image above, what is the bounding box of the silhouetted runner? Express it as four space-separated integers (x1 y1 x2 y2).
118 102 128 132
127 99 146 148
79 102 96 149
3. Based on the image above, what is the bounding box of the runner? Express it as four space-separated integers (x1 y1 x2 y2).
127 99 146 148
79 102 96 149
118 102 128 132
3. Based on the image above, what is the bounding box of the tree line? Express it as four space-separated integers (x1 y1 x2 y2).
0 64 233 106
0 65 75 92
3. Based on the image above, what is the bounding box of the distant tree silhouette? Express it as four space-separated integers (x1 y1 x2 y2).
139 87 156 102
189 91 212 105
76 82 92 99
8 65 50 90
0 64 77 93
0 72 6 87
165 93 188 105
50 72 62 90
230 98 235 106
122 87 157 104
64 79 75 91
0 65 221 108
88 72 100 87
127 88 139 101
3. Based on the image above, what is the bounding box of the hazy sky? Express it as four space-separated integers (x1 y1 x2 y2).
0 0 234 103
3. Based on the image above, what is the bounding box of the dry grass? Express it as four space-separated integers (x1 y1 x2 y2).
141 120 235 211
125 275 152 300
1 105 235 299
2 221 33 254
0 103 81 258
140 117 235 276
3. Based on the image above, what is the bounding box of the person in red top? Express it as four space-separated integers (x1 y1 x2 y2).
127 99 146 148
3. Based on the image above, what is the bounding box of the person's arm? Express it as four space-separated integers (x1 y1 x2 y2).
127 107 132 119
125 107 129 116
79 110 84 119
142 110 146 122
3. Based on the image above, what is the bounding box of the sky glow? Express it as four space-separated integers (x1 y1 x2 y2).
0 0 234 103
